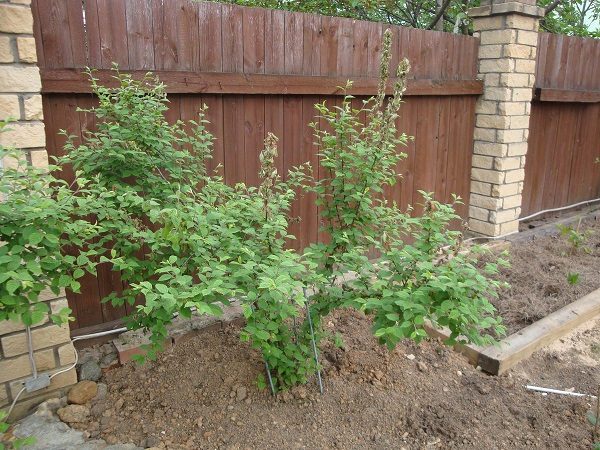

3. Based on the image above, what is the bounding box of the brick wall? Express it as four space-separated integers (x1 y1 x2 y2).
0 0 77 420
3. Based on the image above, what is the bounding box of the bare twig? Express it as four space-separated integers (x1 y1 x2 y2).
545 0 562 14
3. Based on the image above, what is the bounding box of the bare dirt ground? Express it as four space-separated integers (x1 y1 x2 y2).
77 307 600 450
490 217 600 335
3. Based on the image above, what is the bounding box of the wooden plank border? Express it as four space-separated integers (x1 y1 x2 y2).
533 87 600 103
40 69 484 96
426 287 600 375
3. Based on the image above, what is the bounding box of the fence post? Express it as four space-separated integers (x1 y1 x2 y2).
467 0 544 236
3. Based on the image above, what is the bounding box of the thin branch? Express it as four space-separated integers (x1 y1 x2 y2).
545 0 563 14
427 0 452 30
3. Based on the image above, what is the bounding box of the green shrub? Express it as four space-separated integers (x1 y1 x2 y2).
59 70 231 353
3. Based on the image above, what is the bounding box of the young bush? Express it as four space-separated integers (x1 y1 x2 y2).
304 29 506 352
231 134 318 389
59 70 234 353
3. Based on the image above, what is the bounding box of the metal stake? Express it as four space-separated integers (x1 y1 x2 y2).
264 357 276 396
292 315 298 343
303 288 324 395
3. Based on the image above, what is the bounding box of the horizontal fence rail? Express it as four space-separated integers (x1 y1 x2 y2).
33 0 481 333
39 69 484 96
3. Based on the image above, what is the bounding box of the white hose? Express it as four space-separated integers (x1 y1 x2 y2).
519 198 600 222
525 385 598 399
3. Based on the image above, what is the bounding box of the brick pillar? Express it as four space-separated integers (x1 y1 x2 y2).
467 0 544 236
0 0 77 420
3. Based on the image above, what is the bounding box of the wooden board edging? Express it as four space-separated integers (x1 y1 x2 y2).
40 69 484 97
425 287 600 375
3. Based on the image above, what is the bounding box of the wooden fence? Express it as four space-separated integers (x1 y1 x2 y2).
522 33 600 216
32 0 482 333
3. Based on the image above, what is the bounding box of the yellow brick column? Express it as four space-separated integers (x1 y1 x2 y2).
0 0 77 420
467 0 544 236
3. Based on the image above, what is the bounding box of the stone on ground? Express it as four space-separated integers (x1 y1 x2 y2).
79 360 102 382
57 404 90 423
68 380 98 405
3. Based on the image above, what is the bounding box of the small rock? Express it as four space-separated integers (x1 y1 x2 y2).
145 435 161 447
95 383 108 401
90 402 107 416
68 380 98 405
33 406 54 419
405 354 415 361
236 386 247 402
114 398 125 410
417 362 427 372
78 347 101 366
456 370 462 376
79 360 102 382
476 383 491 395
373 370 384 380
100 353 119 369
196 417 203 428
57 404 90 423
36 397 63 414
100 343 115 355
293 387 308 400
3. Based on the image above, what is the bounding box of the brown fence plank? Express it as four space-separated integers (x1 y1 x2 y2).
222 96 246 185
243 96 266 187
198 2 223 72
221 4 244 72
264 95 285 175
284 11 304 74
398 100 418 211
242 6 266 74
34 0 85 69
283 96 304 250
94 0 129 68
202 95 225 176
265 9 285 75
435 97 451 200
126 0 155 70
303 13 322 76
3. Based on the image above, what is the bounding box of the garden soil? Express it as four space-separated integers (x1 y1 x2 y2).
78 307 599 449
489 217 600 335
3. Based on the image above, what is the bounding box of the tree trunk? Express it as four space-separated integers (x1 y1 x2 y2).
435 0 445 30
